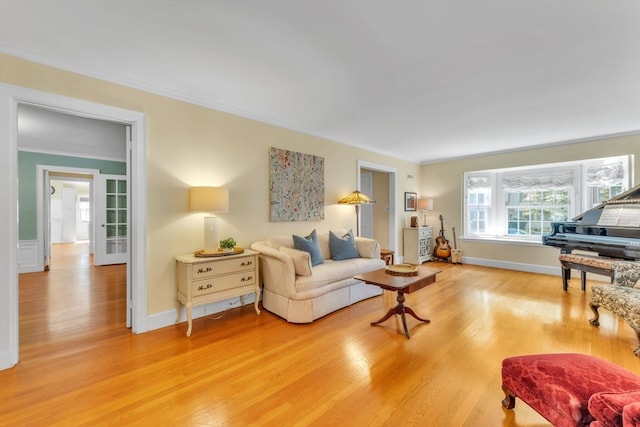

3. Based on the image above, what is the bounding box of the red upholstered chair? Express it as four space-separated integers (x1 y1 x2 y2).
501 353 640 427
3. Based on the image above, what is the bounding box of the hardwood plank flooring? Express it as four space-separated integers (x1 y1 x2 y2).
2 243 639 426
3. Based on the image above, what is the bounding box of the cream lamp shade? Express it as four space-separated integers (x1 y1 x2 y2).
189 187 229 213
338 190 375 236
417 198 433 226
189 187 229 253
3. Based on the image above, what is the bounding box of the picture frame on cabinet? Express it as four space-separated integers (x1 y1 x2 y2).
404 192 417 211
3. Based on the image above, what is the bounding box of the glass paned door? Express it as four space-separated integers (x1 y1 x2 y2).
95 174 128 265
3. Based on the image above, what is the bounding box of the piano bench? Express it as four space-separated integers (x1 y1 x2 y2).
559 254 615 291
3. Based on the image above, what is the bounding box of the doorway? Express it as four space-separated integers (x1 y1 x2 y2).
0 83 148 371
46 173 94 270
24 116 130 346
358 161 397 252
45 176 93 262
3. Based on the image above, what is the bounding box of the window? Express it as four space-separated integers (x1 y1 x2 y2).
463 155 631 241
505 189 569 236
78 197 90 222
466 176 491 233
584 161 627 208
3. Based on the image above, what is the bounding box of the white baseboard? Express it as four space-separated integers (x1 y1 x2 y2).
462 256 561 276
0 349 17 371
145 292 258 333
461 256 611 282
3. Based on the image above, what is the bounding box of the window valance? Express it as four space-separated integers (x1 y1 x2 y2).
467 176 491 190
503 170 573 191
586 162 624 187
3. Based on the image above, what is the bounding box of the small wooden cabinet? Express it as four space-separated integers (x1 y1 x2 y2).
380 249 395 265
403 226 433 264
175 249 260 337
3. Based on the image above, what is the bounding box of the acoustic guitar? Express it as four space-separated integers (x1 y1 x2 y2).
434 214 452 260
451 226 462 264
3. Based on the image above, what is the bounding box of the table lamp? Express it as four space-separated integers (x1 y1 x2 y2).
418 198 433 226
189 186 229 253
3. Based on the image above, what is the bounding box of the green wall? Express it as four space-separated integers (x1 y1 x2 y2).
18 151 126 240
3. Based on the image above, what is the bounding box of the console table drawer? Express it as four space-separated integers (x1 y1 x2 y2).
192 256 256 279
192 271 256 296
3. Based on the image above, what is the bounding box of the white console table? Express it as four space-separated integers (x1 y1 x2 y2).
175 249 260 337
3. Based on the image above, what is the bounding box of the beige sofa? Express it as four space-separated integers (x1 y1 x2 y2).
251 230 386 323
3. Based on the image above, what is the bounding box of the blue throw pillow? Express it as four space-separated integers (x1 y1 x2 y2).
293 229 324 266
329 230 360 261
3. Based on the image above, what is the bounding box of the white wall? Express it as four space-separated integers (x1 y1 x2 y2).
18 103 126 161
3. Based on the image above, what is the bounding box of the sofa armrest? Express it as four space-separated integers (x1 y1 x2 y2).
589 389 640 427
613 261 640 288
354 237 381 259
250 241 297 298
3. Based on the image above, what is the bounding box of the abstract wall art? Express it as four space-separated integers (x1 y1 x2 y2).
270 147 325 222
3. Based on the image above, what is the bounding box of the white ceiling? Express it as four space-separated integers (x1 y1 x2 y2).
18 104 127 161
1 1 639 164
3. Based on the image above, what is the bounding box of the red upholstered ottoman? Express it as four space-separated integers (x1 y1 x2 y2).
501 353 640 427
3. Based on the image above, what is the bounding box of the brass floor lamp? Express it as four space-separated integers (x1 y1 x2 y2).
338 190 375 236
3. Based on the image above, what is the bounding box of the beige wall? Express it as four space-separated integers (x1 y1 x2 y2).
5 53 637 316
420 134 640 270
1 54 421 315
372 170 390 248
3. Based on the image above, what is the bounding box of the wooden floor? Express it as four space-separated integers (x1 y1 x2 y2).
2 244 640 426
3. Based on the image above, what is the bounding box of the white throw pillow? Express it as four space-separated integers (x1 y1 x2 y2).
280 246 313 277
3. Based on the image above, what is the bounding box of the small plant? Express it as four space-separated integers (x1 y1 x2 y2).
219 237 237 250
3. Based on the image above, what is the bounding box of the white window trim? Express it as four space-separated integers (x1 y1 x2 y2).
463 155 631 243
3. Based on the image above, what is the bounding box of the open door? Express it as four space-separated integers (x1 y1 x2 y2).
360 171 374 238
94 173 128 266
43 169 51 271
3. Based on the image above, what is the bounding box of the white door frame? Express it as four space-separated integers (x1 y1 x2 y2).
0 83 148 371
37 165 100 271
357 160 398 251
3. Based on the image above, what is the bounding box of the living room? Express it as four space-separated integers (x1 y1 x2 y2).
3 52 639 337
1 2 640 424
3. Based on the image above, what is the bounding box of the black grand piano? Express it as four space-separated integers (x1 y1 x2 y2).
543 184 640 290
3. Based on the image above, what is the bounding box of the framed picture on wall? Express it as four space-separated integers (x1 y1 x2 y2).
404 192 417 211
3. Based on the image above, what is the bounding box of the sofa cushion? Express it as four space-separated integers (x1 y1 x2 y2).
588 389 640 427
355 237 379 259
270 234 294 249
329 229 359 261
295 258 383 293
279 246 312 277
293 229 324 266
